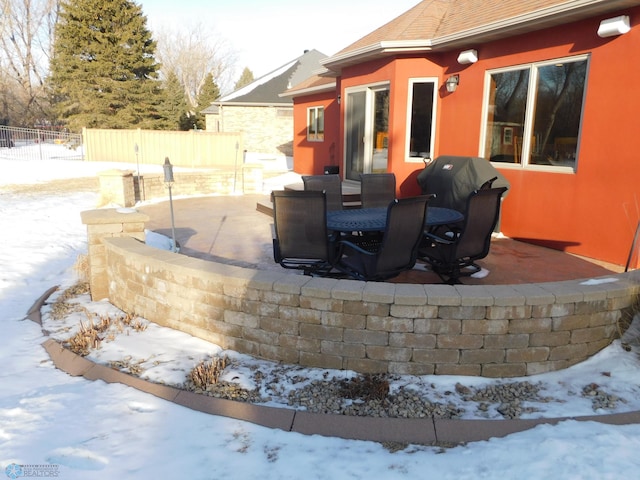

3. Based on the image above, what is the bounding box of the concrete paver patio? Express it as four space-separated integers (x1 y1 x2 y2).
138 194 623 284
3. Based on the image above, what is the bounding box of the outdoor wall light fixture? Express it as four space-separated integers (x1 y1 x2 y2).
445 75 459 93
457 49 478 64
597 15 630 37
163 157 178 253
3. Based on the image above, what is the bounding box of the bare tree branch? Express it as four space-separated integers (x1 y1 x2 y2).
154 21 237 108
0 0 59 125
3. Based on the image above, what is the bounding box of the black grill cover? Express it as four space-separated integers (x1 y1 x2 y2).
416 156 510 214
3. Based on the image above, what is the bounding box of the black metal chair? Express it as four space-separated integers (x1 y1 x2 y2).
301 174 343 211
271 190 339 276
335 195 431 281
418 187 508 284
360 173 396 208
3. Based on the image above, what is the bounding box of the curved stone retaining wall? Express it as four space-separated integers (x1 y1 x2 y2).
82 208 639 378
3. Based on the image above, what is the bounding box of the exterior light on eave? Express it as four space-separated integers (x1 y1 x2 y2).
597 15 630 38
457 49 478 65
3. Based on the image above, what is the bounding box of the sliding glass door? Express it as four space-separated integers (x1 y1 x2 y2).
344 84 389 181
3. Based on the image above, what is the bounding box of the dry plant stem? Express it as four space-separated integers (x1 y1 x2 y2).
188 357 228 390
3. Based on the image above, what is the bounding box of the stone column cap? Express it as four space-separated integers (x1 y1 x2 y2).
81 208 150 225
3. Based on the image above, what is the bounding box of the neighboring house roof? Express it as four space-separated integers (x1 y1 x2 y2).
203 49 327 111
322 0 640 73
280 75 336 98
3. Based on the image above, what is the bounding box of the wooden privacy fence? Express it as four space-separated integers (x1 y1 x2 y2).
82 128 244 168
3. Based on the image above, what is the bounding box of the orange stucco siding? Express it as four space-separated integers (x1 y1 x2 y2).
293 91 340 175
292 7 640 266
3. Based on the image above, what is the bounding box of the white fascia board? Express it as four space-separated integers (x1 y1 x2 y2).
321 40 433 71
279 81 337 98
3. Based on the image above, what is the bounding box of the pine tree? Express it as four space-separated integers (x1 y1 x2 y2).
193 72 220 129
234 67 254 91
49 0 162 131
157 71 189 130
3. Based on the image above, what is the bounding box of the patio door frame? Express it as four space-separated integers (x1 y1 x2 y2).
343 82 390 182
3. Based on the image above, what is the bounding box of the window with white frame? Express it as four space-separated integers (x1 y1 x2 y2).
406 79 437 162
482 55 589 171
307 106 324 141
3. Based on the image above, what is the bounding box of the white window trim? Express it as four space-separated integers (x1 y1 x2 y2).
479 54 589 174
306 106 324 142
405 77 438 164
343 81 390 177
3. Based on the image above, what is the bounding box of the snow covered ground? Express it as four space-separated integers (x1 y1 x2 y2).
2 151 640 479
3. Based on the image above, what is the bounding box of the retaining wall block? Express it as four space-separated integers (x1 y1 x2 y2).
323 311 365 329
460 349 506 364
509 317 552 334
462 319 509 335
483 333 530 349
394 284 429 306
455 284 495 306
279 306 321 324
414 318 461 335
390 304 438 319
343 329 388 346
300 296 344 312
389 333 436 349
344 358 388 374
366 345 412 362
481 363 527 378
299 351 343 370
343 300 390 316
367 316 414 333
321 340 366 359
505 347 550 363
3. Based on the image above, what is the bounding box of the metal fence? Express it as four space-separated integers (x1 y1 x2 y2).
0 126 247 170
0 126 84 161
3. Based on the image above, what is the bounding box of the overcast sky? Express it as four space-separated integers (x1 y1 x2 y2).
138 0 419 78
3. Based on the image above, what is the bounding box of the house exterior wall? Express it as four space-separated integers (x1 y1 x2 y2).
292 7 640 266
293 91 340 175
207 105 294 157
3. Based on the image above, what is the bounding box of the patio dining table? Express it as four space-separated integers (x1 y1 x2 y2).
327 206 463 233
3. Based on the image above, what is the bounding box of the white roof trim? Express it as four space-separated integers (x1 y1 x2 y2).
216 102 292 107
321 40 433 70
280 80 337 98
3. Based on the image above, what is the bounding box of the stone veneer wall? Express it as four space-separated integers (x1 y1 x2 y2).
80 208 640 378
207 105 293 156
96 165 265 207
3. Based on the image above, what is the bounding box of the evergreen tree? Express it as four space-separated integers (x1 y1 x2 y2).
49 0 162 131
234 67 254 91
193 72 220 129
157 71 189 130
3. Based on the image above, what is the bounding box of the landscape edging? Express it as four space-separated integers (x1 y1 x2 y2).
29 287 640 445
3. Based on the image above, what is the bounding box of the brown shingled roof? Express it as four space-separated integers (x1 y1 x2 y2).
329 0 640 65
340 0 448 50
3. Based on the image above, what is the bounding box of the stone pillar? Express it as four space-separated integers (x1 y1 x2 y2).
80 208 149 301
97 169 136 207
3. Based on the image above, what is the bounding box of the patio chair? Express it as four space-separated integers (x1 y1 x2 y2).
418 187 507 284
360 173 396 208
301 174 343 211
335 195 431 281
271 190 339 276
